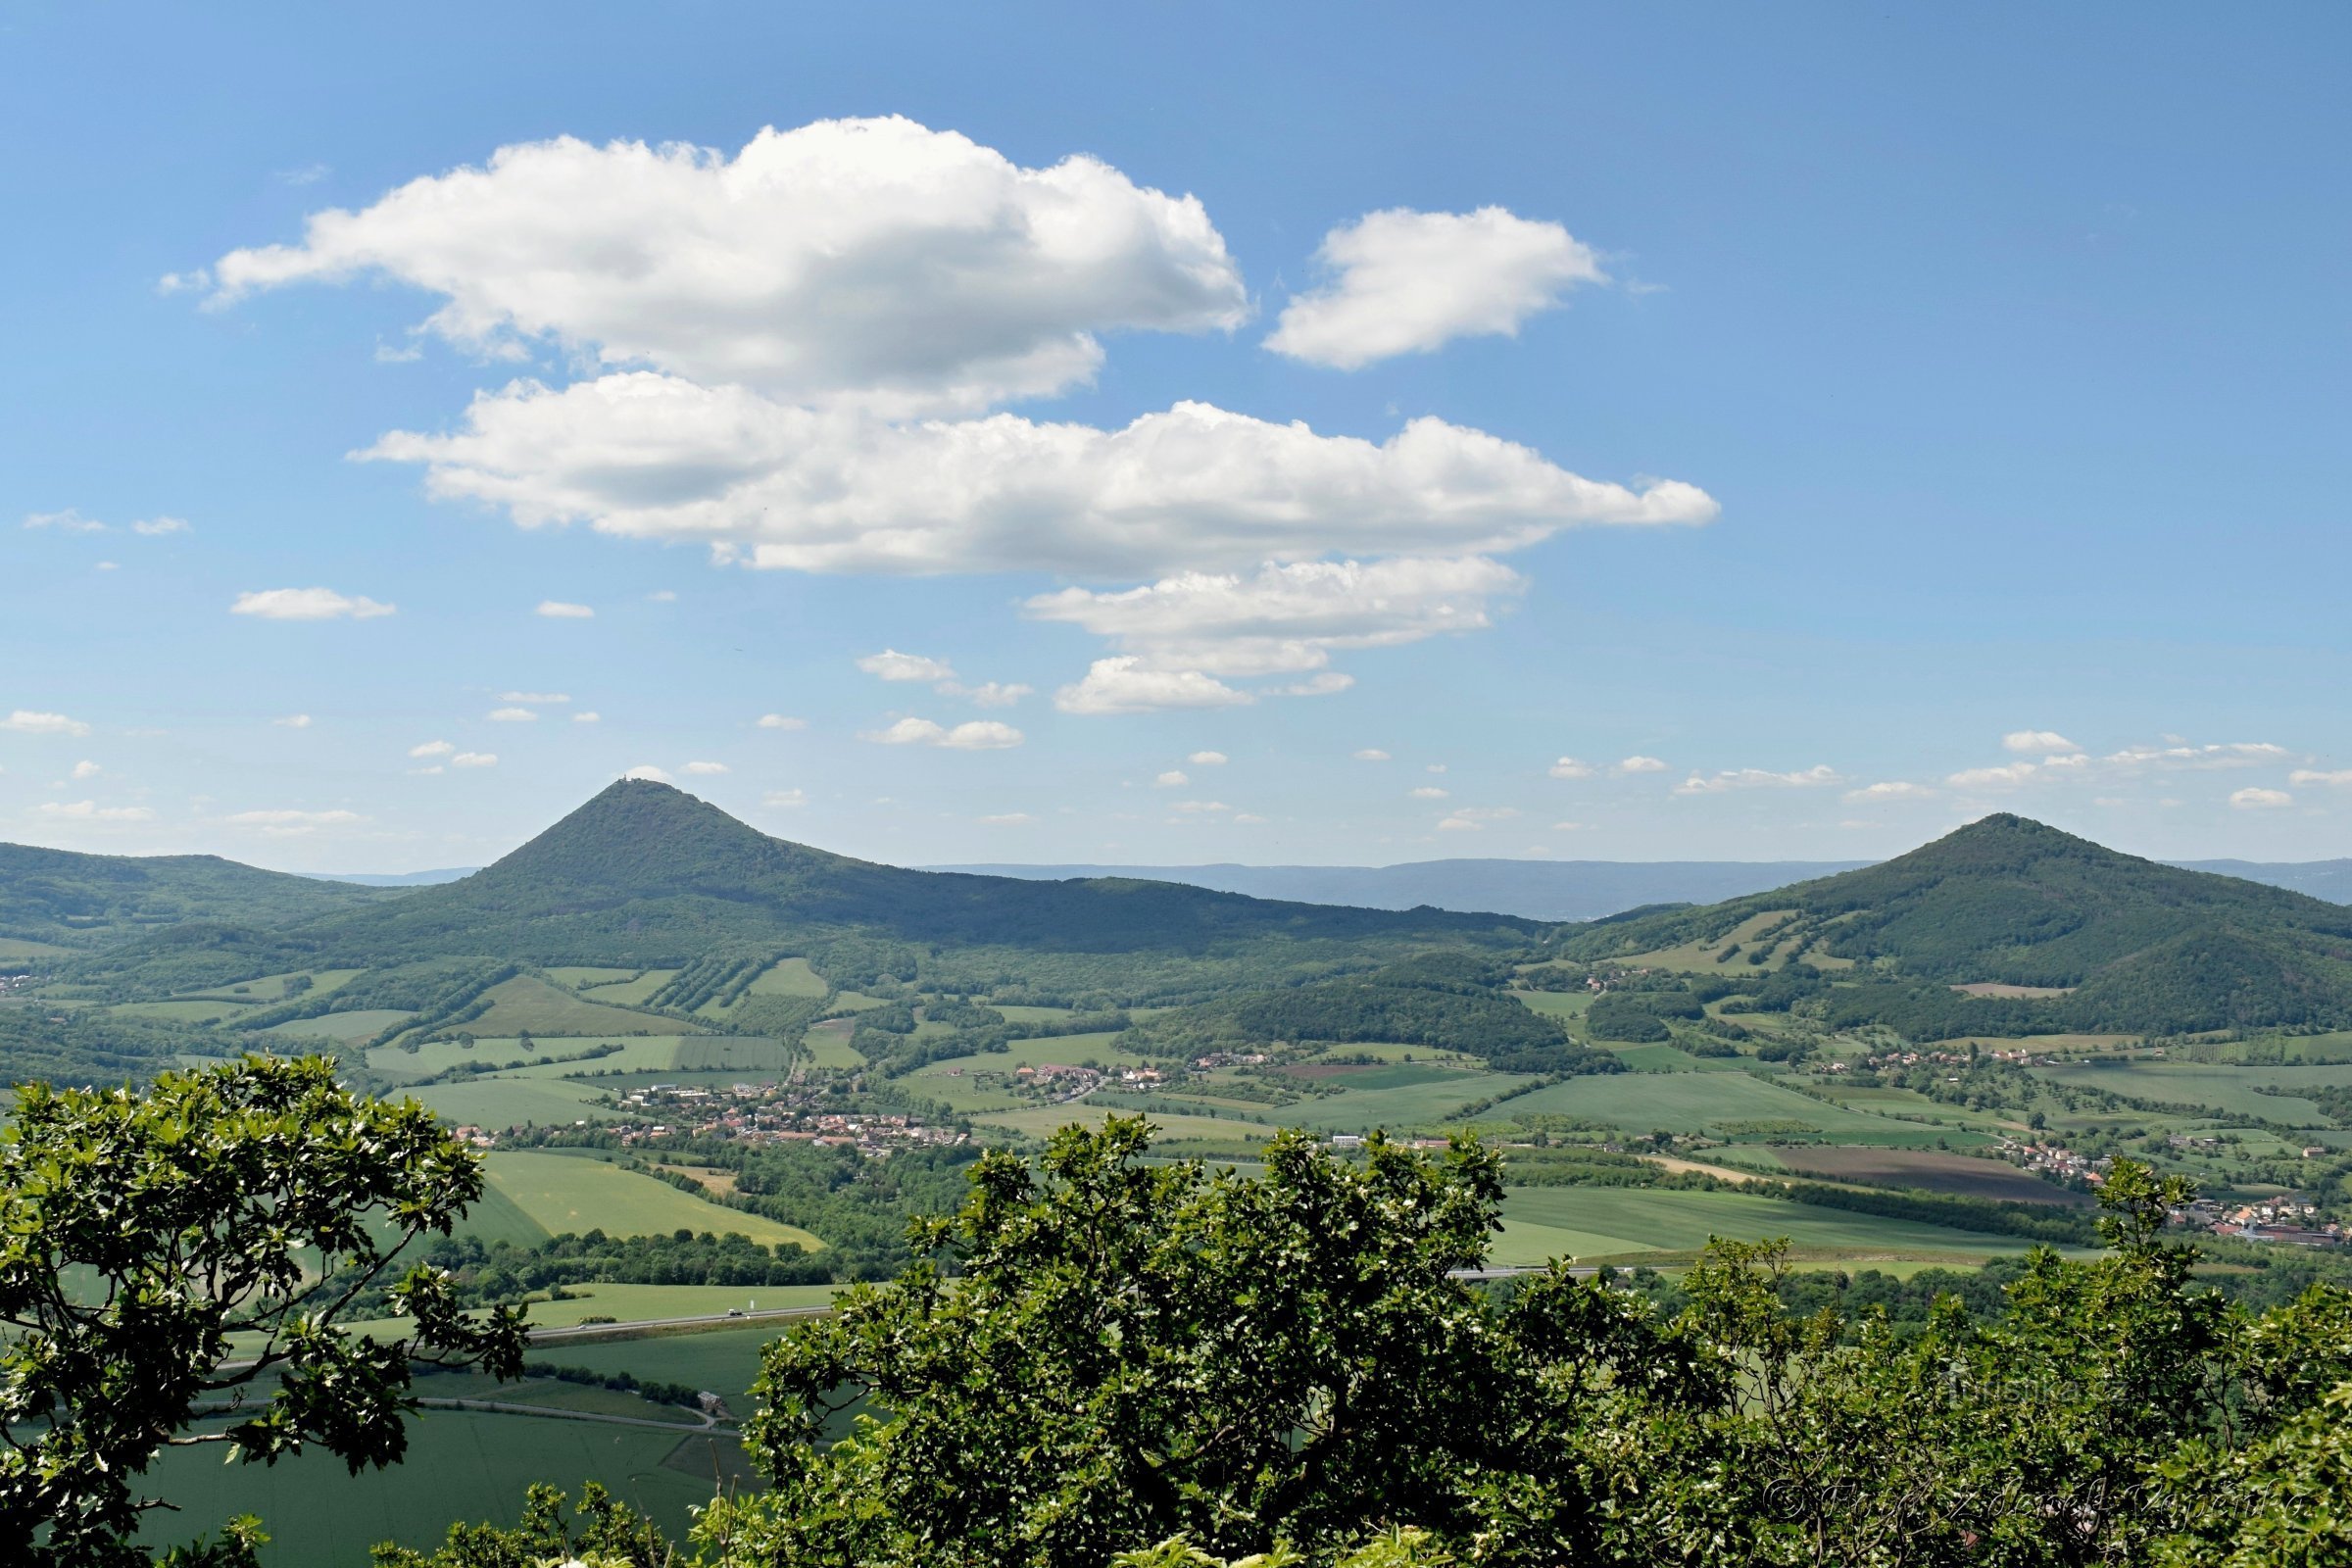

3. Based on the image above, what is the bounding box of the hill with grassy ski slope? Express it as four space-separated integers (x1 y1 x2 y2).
1559 814 2352 1037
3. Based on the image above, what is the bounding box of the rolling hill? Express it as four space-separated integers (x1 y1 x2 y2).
0 842 399 952
1559 814 2352 1037
926 857 1872 922
56 781 1546 1005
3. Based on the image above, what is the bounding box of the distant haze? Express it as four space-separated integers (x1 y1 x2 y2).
928 857 2352 922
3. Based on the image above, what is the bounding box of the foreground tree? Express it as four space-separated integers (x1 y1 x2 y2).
0 1054 526 1566
383 1119 2352 1568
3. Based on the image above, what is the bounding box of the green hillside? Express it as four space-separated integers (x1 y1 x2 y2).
1560 814 2352 1037
0 842 397 950
61 781 1544 1004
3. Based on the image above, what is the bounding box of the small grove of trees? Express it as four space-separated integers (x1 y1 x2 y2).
382 1118 2352 1568
1 1054 525 1566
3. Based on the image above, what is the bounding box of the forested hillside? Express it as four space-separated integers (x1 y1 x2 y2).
0 842 396 950
1561 814 2352 1036
55 781 1543 1004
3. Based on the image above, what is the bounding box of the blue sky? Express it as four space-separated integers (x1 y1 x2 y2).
4 3 2347 872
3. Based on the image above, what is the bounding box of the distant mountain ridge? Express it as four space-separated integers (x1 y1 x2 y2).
0 841 397 950
60 782 1546 1003
1560 814 2352 1038
934 855 2352 922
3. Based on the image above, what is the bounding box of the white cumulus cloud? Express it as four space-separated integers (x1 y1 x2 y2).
409 740 454 758
274 713 313 728
2230 787 2293 810
2104 741 2287 770
1025 556 1525 677
858 716 1024 750
979 812 1035 826
763 788 808 808
683 760 728 775
623 763 671 781
1352 749 1392 761
536 600 594 618
756 713 807 730
70 760 101 780
572 710 601 723
1438 806 1519 832
1410 786 1449 800
2003 729 2078 754
451 751 498 768
1674 764 1842 796
1188 750 1228 766
231 587 396 620
131 515 192 536
1154 770 1189 788
1846 781 1937 802
1547 757 1595 780
2289 768 2352 787
38 801 155 821
1615 756 1668 775
1265 207 1606 369
501 690 569 703
223 808 365 834
3 710 91 736
487 707 537 722
362 381 1714 580
23 508 108 533
209 117 1249 416
1054 657 1250 716
858 649 956 683
1948 762 2041 789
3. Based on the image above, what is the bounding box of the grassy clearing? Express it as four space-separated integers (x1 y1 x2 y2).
514 1281 840 1328
406 1076 626 1128
1497 1072 1986 1148
368 1036 674 1080
262 1008 415 1044
546 966 639 989
671 1037 797 1074
822 992 891 1015
988 1004 1076 1025
1270 1071 1525 1135
580 970 678 1006
463 975 698 1039
134 1409 723 1564
1604 1043 1741 1073
2034 1060 2352 1124
1510 990 1592 1022
0 937 75 960
976 1105 1271 1144
1492 1186 2041 1267
106 1000 246 1025
748 956 828 999
801 1018 864 1069
486 1152 824 1250
912 1034 1128 1080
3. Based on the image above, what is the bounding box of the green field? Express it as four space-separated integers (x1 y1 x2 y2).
135 1409 727 1564
975 1105 1271 1145
800 1018 864 1068
748 956 828 998
367 1035 676 1079
179 967 368 1004
1492 1186 2046 1266
547 966 639 989
463 975 698 1038
105 999 248 1025
486 1152 824 1250
405 1076 628 1128
580 969 679 1005
1497 1071 1989 1147
1510 990 1592 1020
262 1008 415 1044
2034 1059 2352 1124
516 1281 841 1328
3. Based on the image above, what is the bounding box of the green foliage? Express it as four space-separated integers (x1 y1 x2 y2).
736 1119 1527 1566
355 1135 2352 1568
0 1004 238 1086
0 1055 526 1564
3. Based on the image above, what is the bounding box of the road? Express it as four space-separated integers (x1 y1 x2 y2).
524 1303 833 1344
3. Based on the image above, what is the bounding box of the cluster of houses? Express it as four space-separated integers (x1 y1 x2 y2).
2170 1195 2343 1248
2004 1140 2111 1185
1191 1052 1268 1069
581 1080 968 1156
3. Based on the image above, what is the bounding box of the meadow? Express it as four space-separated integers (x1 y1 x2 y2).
2034 1058 2352 1124
1492 1185 2046 1267
485 1151 825 1250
